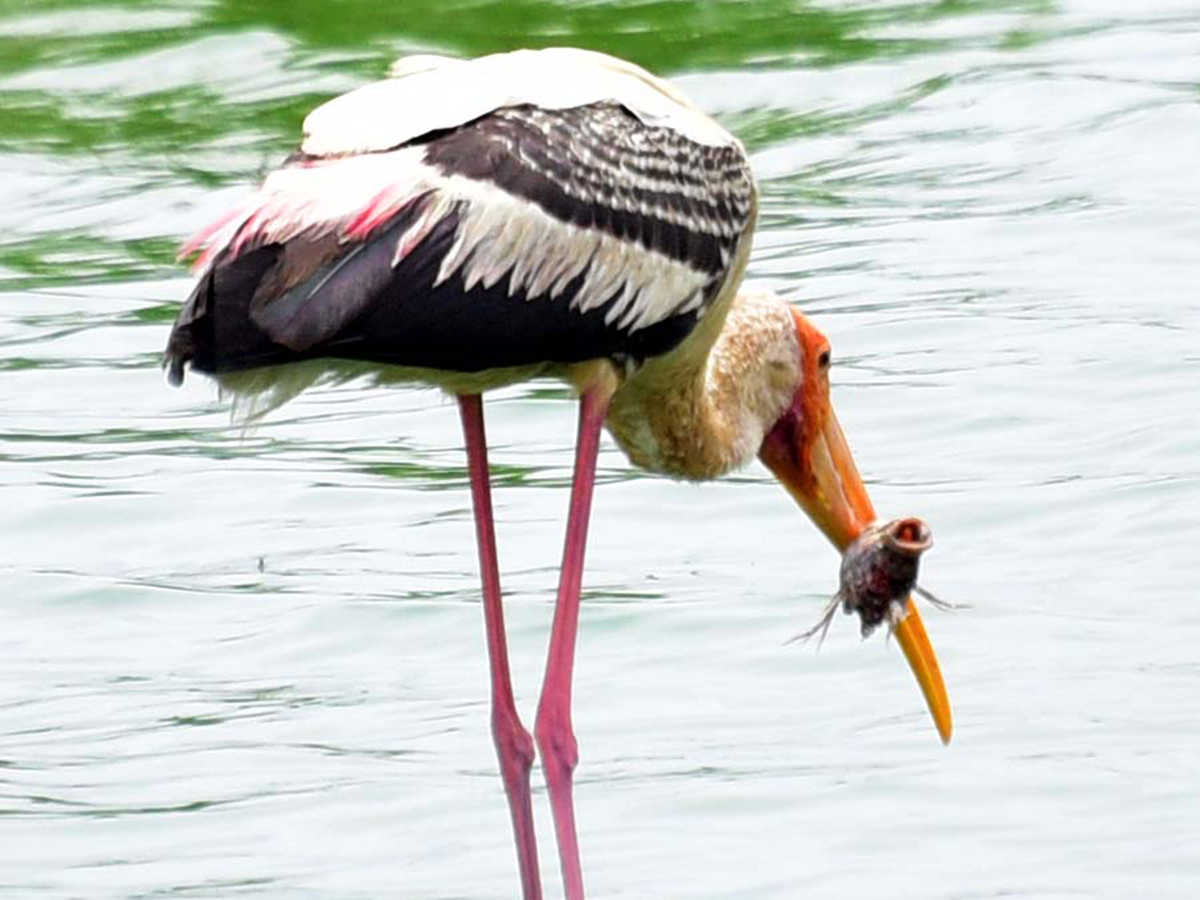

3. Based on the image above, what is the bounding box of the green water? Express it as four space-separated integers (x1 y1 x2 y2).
2 1 1199 897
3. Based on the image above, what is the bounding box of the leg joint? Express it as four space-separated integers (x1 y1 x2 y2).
534 705 579 773
492 706 536 772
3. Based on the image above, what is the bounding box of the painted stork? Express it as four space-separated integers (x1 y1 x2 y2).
165 48 951 899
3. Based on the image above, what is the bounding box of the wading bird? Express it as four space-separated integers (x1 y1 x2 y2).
165 48 951 900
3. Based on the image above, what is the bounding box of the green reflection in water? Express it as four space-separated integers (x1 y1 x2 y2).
0 0 1056 291
0 234 178 289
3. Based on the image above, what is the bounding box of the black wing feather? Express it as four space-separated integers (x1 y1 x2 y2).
165 101 753 384
165 207 700 381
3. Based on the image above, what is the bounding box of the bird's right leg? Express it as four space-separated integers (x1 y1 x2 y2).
457 394 543 900
534 382 614 900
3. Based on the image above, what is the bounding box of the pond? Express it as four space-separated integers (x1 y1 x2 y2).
2 1 1198 897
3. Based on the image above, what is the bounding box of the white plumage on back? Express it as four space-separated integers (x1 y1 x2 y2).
301 47 737 157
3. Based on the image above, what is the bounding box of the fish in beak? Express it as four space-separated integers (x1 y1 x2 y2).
758 310 952 744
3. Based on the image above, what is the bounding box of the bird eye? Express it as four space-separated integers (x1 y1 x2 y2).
818 349 831 368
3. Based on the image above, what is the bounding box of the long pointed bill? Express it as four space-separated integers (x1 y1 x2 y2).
759 364 953 743
893 599 953 744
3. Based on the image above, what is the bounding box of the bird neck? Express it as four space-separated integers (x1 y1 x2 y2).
606 295 778 481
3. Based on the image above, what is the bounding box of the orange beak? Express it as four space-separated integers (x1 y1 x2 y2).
758 313 952 744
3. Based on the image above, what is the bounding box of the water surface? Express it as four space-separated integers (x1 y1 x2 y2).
2 1 1199 897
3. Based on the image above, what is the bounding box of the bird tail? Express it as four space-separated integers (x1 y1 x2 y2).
164 244 297 386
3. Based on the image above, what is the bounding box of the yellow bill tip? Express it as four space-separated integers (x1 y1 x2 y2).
893 598 953 745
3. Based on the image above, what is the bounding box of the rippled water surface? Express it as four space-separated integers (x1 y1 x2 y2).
3 1 1199 897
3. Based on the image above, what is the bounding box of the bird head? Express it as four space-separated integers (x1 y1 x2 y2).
757 306 952 744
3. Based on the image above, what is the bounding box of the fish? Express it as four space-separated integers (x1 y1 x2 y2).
795 517 958 645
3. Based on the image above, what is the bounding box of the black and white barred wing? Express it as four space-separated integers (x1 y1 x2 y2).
166 50 756 383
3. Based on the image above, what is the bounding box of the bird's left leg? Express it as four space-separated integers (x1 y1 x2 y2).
457 394 543 900
534 371 616 900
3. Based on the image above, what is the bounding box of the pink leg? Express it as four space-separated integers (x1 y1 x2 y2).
535 387 612 900
457 394 542 900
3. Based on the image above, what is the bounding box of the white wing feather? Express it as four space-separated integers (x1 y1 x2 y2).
301 47 736 156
